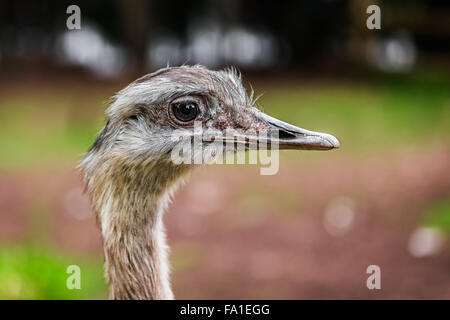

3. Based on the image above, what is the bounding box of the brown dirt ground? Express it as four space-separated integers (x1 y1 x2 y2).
1 148 450 299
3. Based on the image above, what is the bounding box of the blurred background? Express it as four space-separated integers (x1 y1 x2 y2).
0 0 450 299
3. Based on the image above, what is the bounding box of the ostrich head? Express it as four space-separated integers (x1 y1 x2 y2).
80 65 339 300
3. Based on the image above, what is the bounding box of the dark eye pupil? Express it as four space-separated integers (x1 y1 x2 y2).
180 103 194 114
172 102 198 122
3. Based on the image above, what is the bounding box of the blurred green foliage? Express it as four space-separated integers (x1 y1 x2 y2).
0 246 106 299
260 71 450 155
424 199 450 232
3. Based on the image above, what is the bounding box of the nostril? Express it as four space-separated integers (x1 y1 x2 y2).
278 129 297 140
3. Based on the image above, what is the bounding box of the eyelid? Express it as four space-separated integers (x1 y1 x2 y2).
171 95 201 105
170 95 205 112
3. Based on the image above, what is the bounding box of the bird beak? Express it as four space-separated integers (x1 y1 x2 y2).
252 109 340 151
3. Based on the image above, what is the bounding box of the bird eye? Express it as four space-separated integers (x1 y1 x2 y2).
171 101 199 123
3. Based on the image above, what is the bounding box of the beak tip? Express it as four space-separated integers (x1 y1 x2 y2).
320 133 340 150
328 136 340 149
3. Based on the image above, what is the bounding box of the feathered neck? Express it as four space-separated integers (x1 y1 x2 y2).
81 154 189 299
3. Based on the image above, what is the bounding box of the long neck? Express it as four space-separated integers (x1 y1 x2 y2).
86 158 189 300
102 193 173 300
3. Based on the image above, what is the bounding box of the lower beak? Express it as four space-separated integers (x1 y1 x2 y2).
253 109 340 151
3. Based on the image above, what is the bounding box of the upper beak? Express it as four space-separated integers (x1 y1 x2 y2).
253 109 340 151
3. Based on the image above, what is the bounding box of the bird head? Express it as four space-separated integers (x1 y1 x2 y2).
84 65 339 171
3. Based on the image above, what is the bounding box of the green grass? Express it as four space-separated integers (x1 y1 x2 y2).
423 199 450 232
0 245 107 299
259 73 450 153
0 85 110 168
